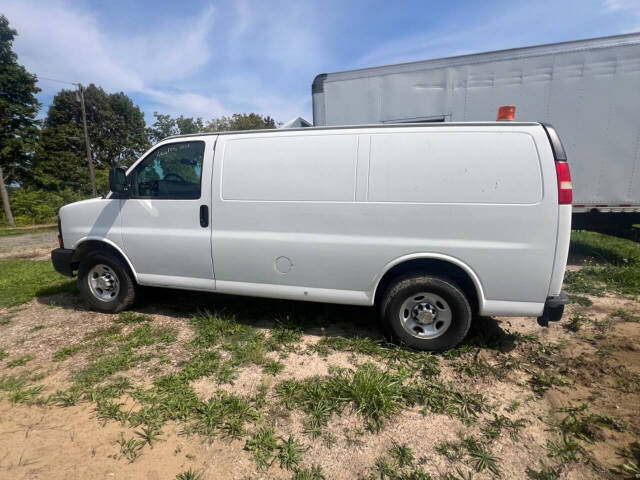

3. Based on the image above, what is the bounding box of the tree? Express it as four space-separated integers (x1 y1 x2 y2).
147 112 276 144
147 113 205 143
30 84 149 194
205 113 276 132
0 15 40 226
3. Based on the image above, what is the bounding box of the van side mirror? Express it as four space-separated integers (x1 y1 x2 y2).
109 167 128 195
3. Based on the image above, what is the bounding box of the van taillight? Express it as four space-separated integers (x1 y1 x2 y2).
555 161 572 204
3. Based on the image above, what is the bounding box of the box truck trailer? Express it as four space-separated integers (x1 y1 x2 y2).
312 33 640 234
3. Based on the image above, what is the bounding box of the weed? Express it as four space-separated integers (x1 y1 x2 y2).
74 350 147 388
546 436 581 463
267 320 302 351
482 413 525 441
116 311 152 324
528 371 569 396
0 349 7 361
440 469 473 480
526 461 560 480
245 426 278 469
463 437 500 475
135 424 163 447
30 324 46 332
291 465 326 480
616 368 640 393
175 469 204 480
7 353 35 368
52 388 83 407
564 312 586 332
388 442 414 468
568 295 593 307
86 376 132 402
116 434 145 462
96 400 128 423
53 344 85 362
7 384 43 404
277 435 305 471
311 336 440 377
436 440 464 461
0 315 11 326
192 392 257 438
507 401 520 413
612 309 640 323
553 404 626 444
123 323 177 348
263 360 284 376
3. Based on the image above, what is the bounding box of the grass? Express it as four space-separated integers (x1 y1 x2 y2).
0 349 7 361
115 311 152 324
566 231 640 296
176 469 204 480
277 363 487 435
435 436 500 476
6 354 35 368
245 426 279 469
564 312 586 332
612 308 640 323
526 461 561 480
0 259 77 308
53 344 85 362
0 225 56 237
528 371 570 396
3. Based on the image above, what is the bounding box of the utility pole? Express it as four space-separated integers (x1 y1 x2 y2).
76 83 97 197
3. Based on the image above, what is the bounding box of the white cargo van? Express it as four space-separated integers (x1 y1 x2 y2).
52 122 572 351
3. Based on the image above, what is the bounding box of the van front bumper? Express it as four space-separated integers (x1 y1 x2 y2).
51 248 75 277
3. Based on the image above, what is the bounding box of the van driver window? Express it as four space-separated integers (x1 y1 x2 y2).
131 141 205 199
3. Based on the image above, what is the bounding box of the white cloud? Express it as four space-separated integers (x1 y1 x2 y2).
2 0 317 121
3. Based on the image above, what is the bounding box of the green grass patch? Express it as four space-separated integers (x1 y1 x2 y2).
0 259 77 308
612 308 640 323
6 353 35 368
53 344 86 362
566 231 640 296
0 225 56 237
115 312 152 324
0 349 7 361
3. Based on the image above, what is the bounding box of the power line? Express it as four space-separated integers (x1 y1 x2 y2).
37 75 79 86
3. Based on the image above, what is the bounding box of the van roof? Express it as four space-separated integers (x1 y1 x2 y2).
165 121 541 140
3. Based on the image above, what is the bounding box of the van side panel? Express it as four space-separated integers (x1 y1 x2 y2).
210 125 558 314
368 132 542 204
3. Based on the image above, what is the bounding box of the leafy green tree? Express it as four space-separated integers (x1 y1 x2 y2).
0 15 40 226
205 113 277 132
147 112 277 144
30 84 149 194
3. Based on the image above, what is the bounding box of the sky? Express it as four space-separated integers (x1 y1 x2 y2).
3 0 640 126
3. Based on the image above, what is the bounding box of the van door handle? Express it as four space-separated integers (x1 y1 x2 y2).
199 205 209 227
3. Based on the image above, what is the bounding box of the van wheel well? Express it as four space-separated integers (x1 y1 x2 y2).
374 258 479 314
71 241 134 279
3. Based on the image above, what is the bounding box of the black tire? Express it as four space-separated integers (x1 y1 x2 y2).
78 251 136 313
380 274 472 352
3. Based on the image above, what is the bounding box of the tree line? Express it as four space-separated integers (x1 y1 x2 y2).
0 14 276 226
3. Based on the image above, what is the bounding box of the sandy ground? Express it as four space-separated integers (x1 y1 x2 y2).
0 237 638 479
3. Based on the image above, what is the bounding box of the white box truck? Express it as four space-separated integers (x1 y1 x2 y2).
312 33 640 234
52 122 571 351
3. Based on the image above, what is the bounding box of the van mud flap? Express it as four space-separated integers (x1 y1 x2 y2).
537 292 570 327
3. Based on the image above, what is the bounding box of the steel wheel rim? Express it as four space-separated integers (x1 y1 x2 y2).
399 292 452 339
88 264 120 302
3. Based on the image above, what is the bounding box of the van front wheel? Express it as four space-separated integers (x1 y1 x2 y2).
78 252 136 313
380 275 472 352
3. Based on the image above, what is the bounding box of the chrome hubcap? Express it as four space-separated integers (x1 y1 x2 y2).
88 264 120 302
399 292 452 339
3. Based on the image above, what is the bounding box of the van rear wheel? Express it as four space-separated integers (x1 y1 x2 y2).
380 274 472 352
78 251 136 313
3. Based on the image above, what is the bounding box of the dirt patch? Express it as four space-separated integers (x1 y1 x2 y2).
1 278 639 479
